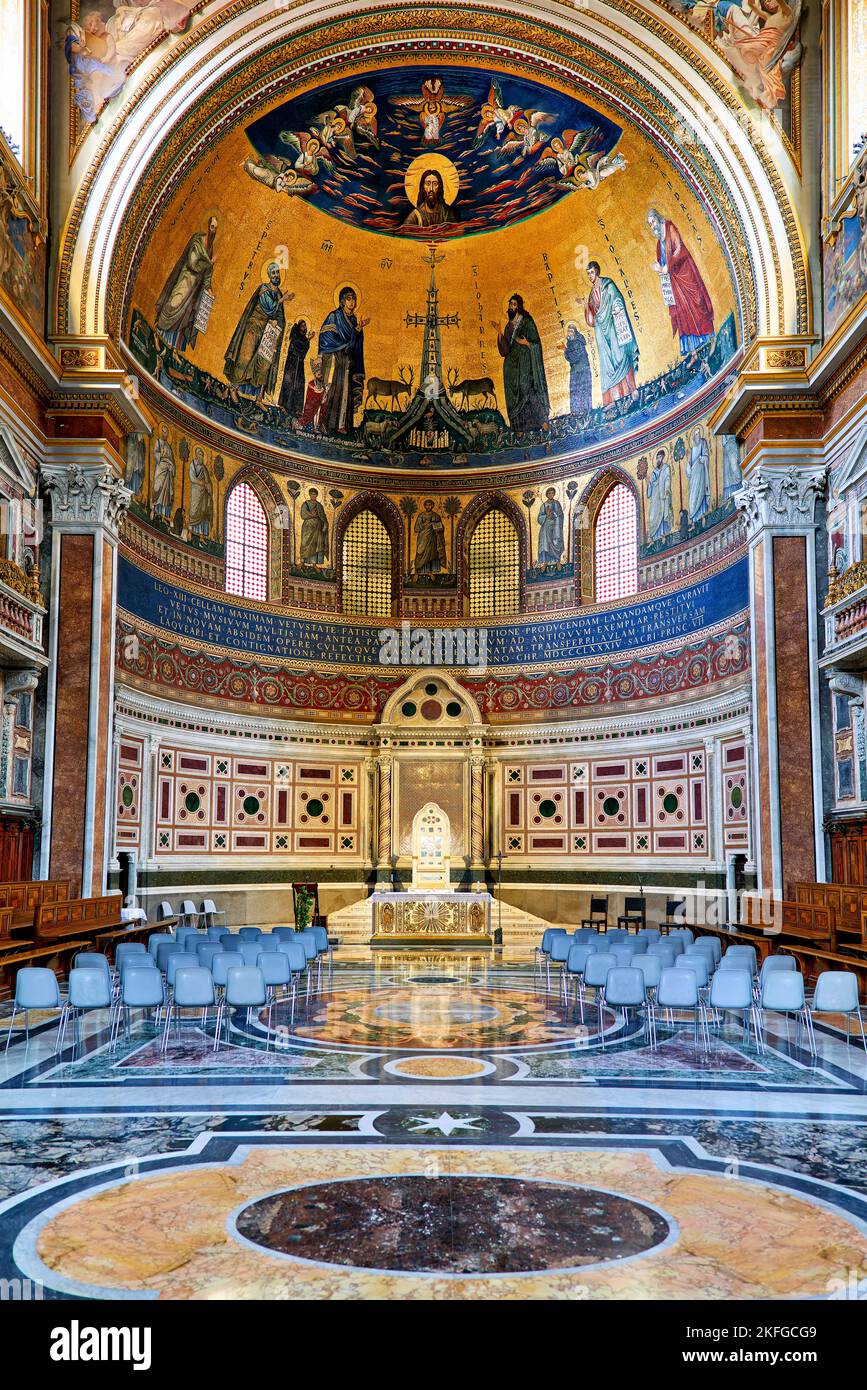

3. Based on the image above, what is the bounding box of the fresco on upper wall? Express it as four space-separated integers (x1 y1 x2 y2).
63 0 200 134
662 0 802 114
0 164 45 334
824 150 867 341
126 60 740 469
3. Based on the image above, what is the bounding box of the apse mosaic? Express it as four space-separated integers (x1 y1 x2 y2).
127 59 740 469
242 65 625 239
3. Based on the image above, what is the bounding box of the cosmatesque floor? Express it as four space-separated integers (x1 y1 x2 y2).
3 944 867 1300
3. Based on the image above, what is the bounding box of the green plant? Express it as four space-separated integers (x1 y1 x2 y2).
294 886 314 932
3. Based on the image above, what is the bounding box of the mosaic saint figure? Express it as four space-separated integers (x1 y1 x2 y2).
722 434 742 498
403 169 457 227
280 320 314 420
537 488 564 568
494 294 550 433
646 208 715 358
224 262 294 400
188 447 213 539
155 217 217 354
562 323 592 417
686 427 711 523
300 487 329 565
581 261 638 406
151 425 175 521
647 447 675 541
318 287 368 436
124 433 146 498
413 499 447 576
298 357 327 431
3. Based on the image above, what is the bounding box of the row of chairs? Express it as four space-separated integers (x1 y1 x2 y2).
156 899 225 931
4 924 332 1055
536 925 696 990
536 928 865 1058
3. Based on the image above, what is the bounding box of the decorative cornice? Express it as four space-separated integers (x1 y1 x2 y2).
735 465 827 539
826 668 864 703
2 668 41 704
41 463 131 541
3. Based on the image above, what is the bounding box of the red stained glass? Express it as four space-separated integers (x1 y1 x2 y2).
225 482 268 600
594 484 637 602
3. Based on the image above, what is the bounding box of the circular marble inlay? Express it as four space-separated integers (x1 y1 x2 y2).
290 986 611 1050
389 1055 490 1078
234 1176 672 1274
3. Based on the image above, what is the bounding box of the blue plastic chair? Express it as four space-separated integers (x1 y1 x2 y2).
56 967 112 1053
5 967 61 1051
110 965 165 1048
760 970 814 1056
162 966 216 1051
656 966 708 1051
214 966 267 1051
274 939 310 1021
166 951 199 991
238 927 263 942
812 970 865 1050
603 966 647 1048
709 967 760 1048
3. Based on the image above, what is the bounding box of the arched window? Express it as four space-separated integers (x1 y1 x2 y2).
469 508 520 617
225 482 268 600
594 483 638 601
342 509 393 617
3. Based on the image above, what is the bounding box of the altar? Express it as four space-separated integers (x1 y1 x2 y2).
369 799 494 945
370 890 493 945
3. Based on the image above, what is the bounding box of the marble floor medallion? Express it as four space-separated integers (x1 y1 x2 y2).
232 1175 674 1273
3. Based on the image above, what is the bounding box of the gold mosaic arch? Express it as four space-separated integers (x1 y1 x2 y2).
54 0 808 342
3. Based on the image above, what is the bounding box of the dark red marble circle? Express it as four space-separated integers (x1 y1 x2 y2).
235 1176 671 1273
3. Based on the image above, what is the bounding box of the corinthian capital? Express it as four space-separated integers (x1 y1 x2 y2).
734 465 826 539
41 464 131 541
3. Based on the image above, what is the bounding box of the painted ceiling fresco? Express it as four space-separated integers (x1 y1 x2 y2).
127 61 740 471
243 66 625 239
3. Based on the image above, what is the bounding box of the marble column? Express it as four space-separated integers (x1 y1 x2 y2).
470 755 485 886
364 757 379 869
376 755 393 887
39 463 131 894
736 463 826 894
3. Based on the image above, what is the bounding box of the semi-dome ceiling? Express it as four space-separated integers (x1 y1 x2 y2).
125 52 740 472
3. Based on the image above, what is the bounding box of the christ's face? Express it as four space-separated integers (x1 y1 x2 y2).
424 500 434 512
422 174 441 205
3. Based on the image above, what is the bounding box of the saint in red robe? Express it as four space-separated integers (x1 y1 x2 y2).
656 219 715 355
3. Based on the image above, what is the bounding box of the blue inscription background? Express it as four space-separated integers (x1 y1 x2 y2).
118 554 748 668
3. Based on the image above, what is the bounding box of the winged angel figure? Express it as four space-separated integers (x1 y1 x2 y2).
390 76 473 144
535 126 627 189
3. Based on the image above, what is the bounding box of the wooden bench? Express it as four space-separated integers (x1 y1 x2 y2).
0 880 72 936
791 882 867 946
35 895 124 946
